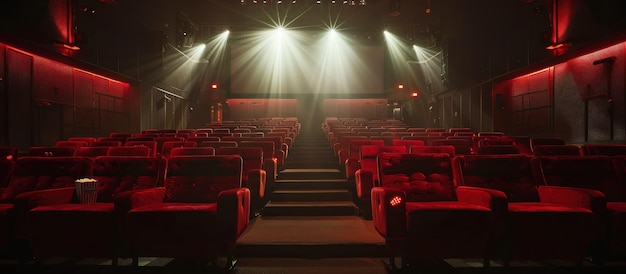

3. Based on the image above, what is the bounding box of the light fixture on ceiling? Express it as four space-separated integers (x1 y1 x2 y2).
390 0 400 16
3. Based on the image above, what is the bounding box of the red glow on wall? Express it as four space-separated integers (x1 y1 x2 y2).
397 83 404 89
210 83 219 90
411 91 419 98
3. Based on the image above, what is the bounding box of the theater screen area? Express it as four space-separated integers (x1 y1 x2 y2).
230 31 384 95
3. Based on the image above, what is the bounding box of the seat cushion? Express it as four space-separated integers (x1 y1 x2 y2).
127 203 220 259
0 203 14 253
404 201 493 260
28 203 116 258
506 202 593 260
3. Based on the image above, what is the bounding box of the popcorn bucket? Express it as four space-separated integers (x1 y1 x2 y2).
75 178 99 204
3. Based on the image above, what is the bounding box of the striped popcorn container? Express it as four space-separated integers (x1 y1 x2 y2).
75 178 99 204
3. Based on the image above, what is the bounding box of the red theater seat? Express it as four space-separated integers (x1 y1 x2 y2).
1 157 92 260
219 147 267 214
160 141 197 157
454 155 598 266
27 156 166 264
125 155 250 269
371 153 494 269
108 146 152 157
354 145 406 218
532 155 622 262
27 146 76 157
169 147 215 157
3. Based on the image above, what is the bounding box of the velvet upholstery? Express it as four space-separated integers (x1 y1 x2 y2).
431 138 472 155
371 153 494 267
343 140 385 178
409 145 456 156
218 147 267 212
123 141 157 156
239 141 278 180
0 157 92 257
169 147 215 157
532 155 623 260
74 146 110 159
160 141 197 157
125 155 250 265
454 155 598 264
26 156 166 262
532 145 582 156
355 145 406 201
0 159 14 188
582 144 626 156
27 146 76 157
107 146 152 157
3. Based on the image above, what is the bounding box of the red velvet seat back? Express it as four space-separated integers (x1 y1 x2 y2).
410 145 456 157
532 145 582 156
239 141 274 161
55 140 88 148
392 139 425 150
0 158 14 188
360 145 406 182
349 140 385 159
582 144 626 156
160 141 197 157
123 141 157 156
532 155 623 201
431 138 472 155
27 146 76 157
169 147 215 157
377 153 455 202
163 155 243 203
453 155 539 202
92 156 166 202
2 157 92 203
218 147 264 178
108 146 152 157
74 146 110 158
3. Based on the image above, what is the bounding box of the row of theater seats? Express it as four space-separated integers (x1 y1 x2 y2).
0 154 252 269
322 118 626 269
367 152 626 269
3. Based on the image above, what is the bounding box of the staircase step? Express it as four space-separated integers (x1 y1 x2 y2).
274 179 349 190
277 168 344 180
236 216 385 258
272 189 352 202
262 201 358 216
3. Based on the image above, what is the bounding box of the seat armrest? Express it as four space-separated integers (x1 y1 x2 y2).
14 187 76 211
456 186 508 223
355 169 374 199
345 158 360 179
246 169 267 200
370 187 407 239
218 188 251 240
538 185 606 212
338 148 349 167
115 187 165 211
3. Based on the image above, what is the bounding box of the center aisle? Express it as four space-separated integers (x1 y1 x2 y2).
233 128 388 271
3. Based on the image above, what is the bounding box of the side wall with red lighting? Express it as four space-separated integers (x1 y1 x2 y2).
493 42 626 143
0 42 140 150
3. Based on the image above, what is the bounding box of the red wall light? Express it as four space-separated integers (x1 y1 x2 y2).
210 83 219 90
411 91 419 98
397 83 404 89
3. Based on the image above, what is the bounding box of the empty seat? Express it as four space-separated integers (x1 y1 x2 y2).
27 156 166 264
371 153 494 269
454 155 597 266
125 155 250 269
582 144 626 156
27 146 76 157
169 147 216 157
532 145 582 156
